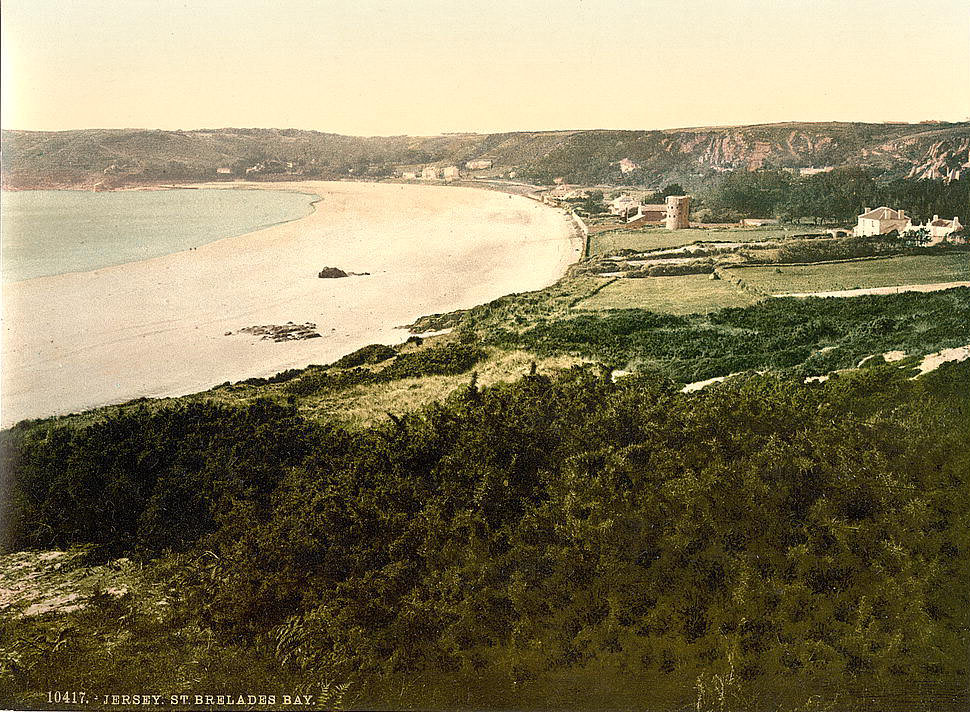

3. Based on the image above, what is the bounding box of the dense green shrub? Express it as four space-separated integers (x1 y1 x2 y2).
1 401 317 555
381 343 486 379
3 360 969 708
333 343 398 369
236 368 305 387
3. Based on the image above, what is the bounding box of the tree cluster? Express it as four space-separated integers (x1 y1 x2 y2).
702 170 968 224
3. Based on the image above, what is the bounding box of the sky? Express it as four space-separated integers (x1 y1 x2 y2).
2 0 968 136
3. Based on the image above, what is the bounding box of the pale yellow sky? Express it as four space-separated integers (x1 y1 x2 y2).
2 0 968 135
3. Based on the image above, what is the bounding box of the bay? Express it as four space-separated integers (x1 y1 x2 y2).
1 188 316 282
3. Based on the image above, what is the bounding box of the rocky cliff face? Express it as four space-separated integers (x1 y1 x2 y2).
641 123 970 179
904 135 970 181
690 130 835 171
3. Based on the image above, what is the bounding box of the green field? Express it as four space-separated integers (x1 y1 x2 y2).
573 275 757 314
589 226 797 256
724 252 970 294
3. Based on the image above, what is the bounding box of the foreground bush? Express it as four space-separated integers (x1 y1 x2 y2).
3 360 968 709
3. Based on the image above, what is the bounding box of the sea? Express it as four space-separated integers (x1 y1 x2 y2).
0 188 317 282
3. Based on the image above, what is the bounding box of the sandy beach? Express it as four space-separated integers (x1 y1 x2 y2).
1 181 581 426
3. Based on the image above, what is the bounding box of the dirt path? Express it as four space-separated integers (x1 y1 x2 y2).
773 281 970 298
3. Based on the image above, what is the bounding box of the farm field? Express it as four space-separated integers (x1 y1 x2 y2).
572 274 757 314
588 226 803 256
724 252 970 294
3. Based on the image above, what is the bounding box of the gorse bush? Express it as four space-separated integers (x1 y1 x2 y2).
1 400 317 555
332 343 398 369
3 360 969 708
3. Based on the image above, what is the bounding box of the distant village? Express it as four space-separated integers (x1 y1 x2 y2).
394 156 964 243
399 159 500 182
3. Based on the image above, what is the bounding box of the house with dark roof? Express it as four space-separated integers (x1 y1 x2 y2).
925 215 963 243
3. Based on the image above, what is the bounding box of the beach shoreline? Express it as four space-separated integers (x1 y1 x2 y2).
1 180 581 427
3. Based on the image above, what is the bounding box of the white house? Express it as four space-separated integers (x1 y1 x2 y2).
442 166 460 180
421 166 440 180
465 159 493 170
740 218 779 227
854 207 912 236
925 215 963 243
799 166 835 176
609 194 639 218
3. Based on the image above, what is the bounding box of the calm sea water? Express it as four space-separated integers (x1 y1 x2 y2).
0 188 317 282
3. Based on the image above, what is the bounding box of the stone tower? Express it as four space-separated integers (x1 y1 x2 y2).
665 195 690 230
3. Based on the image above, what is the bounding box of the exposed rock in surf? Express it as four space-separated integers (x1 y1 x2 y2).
318 267 370 278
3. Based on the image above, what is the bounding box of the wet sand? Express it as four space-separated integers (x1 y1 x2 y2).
1 181 581 426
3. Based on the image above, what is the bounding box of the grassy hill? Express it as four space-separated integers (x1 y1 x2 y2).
3 121 968 190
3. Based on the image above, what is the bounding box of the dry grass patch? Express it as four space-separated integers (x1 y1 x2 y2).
296 349 590 427
572 275 758 314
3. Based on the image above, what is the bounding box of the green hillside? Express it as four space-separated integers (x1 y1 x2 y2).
3 121 968 190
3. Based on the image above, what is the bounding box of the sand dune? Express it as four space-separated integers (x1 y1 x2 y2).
1 181 581 426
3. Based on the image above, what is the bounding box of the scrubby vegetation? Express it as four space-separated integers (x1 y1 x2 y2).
285 342 487 397
459 286 970 382
2 358 969 710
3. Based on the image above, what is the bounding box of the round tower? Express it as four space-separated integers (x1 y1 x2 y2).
665 195 690 230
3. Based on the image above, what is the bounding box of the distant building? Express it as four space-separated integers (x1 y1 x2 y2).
401 171 418 179
854 207 912 236
618 158 640 174
547 186 589 201
925 215 963 242
421 166 440 180
609 194 639 218
665 195 690 230
442 166 460 180
799 166 836 176
216 166 232 175
740 218 779 227
630 204 667 223
465 159 493 170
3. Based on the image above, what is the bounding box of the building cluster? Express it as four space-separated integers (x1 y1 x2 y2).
610 193 691 230
853 207 963 244
543 187 693 230
401 158 495 181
